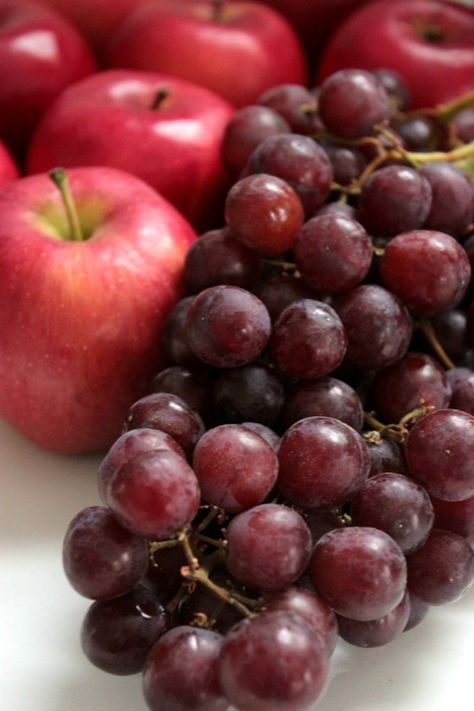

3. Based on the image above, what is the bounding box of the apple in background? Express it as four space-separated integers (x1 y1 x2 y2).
28 0 139 56
318 0 474 109
104 0 307 108
0 167 196 453
26 71 234 230
0 0 95 159
247 0 368 63
0 141 19 187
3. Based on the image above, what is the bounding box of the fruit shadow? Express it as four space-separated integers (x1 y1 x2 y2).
314 590 474 711
0 418 102 543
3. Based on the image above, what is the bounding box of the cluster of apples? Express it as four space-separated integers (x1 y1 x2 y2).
0 0 473 455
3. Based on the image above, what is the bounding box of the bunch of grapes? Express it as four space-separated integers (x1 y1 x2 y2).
63 68 474 711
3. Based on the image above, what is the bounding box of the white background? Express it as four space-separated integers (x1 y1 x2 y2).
1 417 473 711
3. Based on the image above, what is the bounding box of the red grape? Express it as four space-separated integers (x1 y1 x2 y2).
226 504 312 591
308 527 407 621
192 424 278 513
278 416 370 509
219 612 329 711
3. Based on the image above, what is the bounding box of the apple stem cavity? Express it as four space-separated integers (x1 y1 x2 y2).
49 168 84 242
150 87 170 110
211 0 225 22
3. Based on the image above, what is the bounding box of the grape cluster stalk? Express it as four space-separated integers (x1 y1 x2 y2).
63 68 474 711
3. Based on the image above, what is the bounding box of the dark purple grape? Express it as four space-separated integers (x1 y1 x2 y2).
187 285 271 368
225 173 304 255
431 495 474 545
432 309 467 361
294 213 372 293
372 68 410 110
308 527 407 621
63 506 148 600
302 509 344 545
82 588 167 675
151 366 213 418
357 165 432 237
337 591 410 648
278 416 369 509
406 528 474 604
192 424 278 513
212 365 284 426
143 627 227 711
316 202 356 219
242 422 280 451
405 409 474 501
464 236 474 290
105 450 201 540
366 436 407 477
453 107 474 143
324 144 367 186
318 69 391 139
246 133 333 215
98 428 185 503
226 504 312 591
161 297 200 366
142 544 186 605
126 393 205 458
254 273 317 322
263 587 338 656
350 473 434 554
184 227 261 293
372 352 452 424
335 285 412 370
221 104 290 176
448 367 474 415
395 116 441 151
283 377 363 431
404 591 430 632
419 162 474 236
257 83 323 135
380 230 471 316
219 612 329 711
270 299 347 379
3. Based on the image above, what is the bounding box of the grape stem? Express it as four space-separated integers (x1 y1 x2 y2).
405 139 474 166
194 533 228 549
418 318 456 369
177 529 258 619
180 564 257 619
196 505 224 533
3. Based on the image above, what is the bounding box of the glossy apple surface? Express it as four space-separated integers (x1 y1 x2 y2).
27 70 234 229
105 0 307 107
0 141 19 187
318 0 474 108
0 0 95 157
28 0 138 54
0 167 196 453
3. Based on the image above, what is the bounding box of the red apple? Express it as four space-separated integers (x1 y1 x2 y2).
0 0 96 158
318 0 474 109
27 70 234 229
0 141 19 187
246 0 368 61
0 167 196 453
104 0 307 108
28 0 139 55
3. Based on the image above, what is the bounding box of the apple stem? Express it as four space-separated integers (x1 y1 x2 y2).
211 0 225 22
151 87 170 110
49 168 84 242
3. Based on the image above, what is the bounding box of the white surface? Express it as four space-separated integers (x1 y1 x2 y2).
1 416 473 711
